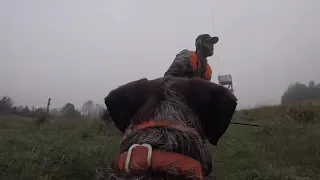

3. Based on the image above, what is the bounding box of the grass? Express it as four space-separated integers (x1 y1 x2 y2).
1 103 320 180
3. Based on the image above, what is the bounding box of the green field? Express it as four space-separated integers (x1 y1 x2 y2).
0 104 320 180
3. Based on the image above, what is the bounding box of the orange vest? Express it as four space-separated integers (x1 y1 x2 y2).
190 52 212 81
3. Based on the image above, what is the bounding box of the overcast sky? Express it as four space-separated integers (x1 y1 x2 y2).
0 0 319 109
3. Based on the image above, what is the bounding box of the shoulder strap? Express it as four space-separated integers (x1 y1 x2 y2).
190 51 199 75
205 64 212 81
190 51 212 81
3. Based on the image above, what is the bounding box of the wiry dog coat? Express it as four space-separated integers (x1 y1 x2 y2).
97 77 237 180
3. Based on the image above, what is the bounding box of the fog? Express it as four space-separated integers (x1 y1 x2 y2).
1 0 319 109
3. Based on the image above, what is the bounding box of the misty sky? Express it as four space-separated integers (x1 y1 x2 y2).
1 0 319 109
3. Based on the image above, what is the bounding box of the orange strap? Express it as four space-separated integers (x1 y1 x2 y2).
190 51 212 80
136 120 180 130
117 146 203 179
205 64 212 81
122 120 181 140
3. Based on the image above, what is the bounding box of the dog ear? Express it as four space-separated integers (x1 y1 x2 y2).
104 78 151 133
184 78 238 146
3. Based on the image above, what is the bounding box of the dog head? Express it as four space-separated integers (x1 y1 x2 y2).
104 76 237 146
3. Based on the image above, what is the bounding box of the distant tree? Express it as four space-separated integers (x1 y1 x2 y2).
11 107 18 115
0 96 13 106
94 103 107 120
281 80 320 105
81 100 95 118
16 106 24 113
21 106 30 117
60 103 81 117
308 80 316 88
0 96 51 119
0 96 13 114
50 108 61 117
35 107 46 117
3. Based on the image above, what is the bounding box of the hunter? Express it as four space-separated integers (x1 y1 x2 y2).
164 34 219 81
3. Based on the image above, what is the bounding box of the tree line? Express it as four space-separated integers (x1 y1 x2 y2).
281 80 320 105
2 79 319 120
0 96 106 120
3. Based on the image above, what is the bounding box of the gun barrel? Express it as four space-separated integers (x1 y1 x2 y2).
230 121 260 127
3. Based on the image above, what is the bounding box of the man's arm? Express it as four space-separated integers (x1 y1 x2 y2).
164 50 192 78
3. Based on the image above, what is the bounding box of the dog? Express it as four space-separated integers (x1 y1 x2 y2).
96 76 237 180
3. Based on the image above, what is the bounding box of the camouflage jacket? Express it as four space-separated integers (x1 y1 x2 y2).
164 49 212 81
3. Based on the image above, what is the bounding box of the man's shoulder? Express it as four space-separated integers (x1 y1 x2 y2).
178 49 194 54
176 49 194 58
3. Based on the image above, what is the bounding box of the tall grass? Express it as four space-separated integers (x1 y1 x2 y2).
0 117 121 180
0 103 319 179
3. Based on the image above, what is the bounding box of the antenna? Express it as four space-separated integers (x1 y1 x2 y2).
207 0 216 35
207 0 223 75
206 0 235 93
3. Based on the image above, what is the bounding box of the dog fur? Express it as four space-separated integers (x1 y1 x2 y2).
97 76 237 180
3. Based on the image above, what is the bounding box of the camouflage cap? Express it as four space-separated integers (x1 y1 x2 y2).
196 34 219 44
